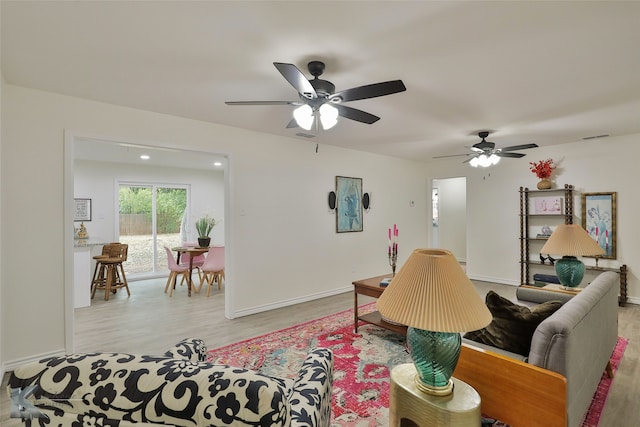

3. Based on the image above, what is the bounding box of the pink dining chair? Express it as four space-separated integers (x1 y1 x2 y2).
163 246 191 297
199 246 225 297
179 242 205 284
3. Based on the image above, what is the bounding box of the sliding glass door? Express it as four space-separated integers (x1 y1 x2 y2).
118 183 188 277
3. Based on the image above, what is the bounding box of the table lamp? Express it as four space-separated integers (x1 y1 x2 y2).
540 223 605 289
377 249 492 396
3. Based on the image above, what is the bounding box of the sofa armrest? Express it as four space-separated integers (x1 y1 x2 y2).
288 348 334 427
454 343 567 427
528 271 619 427
163 337 207 361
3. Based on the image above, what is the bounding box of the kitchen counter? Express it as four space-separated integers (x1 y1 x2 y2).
74 238 109 307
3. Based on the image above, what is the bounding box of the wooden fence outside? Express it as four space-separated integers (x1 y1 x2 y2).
119 213 181 235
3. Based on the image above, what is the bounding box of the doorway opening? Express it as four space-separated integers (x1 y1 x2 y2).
64 132 230 353
431 177 467 263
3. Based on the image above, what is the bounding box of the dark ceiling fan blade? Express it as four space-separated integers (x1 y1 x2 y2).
496 152 526 158
286 118 298 128
331 80 406 102
225 101 298 106
273 62 317 99
433 153 472 159
500 143 539 151
334 104 380 124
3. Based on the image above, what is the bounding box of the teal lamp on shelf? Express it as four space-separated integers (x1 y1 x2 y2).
377 249 492 396
540 223 605 289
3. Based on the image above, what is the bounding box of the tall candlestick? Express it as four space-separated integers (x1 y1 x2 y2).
388 224 398 277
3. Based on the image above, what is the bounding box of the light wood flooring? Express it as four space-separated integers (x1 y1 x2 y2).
2 277 639 426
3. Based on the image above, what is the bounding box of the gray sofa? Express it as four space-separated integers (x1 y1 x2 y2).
459 271 619 427
7 338 334 427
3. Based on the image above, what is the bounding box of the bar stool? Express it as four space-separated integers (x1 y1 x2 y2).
91 243 131 301
90 242 118 292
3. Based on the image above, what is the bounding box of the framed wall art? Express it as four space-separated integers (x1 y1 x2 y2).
581 192 616 259
335 176 363 233
74 198 92 222
533 196 563 214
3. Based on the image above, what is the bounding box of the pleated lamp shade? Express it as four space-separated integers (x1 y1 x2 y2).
540 223 605 256
377 248 492 333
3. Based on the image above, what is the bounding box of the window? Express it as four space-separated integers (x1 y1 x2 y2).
118 183 188 276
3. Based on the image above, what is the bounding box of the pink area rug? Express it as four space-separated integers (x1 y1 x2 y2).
206 303 627 427
581 336 628 426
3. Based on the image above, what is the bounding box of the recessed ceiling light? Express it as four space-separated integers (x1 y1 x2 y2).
214 162 222 167
140 154 150 160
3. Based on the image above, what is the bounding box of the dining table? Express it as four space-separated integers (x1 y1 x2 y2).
172 246 209 296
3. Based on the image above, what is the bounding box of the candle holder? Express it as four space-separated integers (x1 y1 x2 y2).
388 251 398 277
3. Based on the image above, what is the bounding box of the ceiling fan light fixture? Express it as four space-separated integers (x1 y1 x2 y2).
293 104 314 130
470 154 499 168
319 103 338 130
478 154 492 167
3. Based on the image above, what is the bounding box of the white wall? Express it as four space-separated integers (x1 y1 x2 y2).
2 82 639 369
1 84 430 366
74 159 225 246
0 8 4 378
426 137 640 295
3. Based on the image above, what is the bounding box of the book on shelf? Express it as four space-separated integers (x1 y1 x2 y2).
533 281 551 287
533 273 561 284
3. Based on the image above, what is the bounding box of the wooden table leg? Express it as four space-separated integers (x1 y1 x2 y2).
354 289 359 333
188 256 194 296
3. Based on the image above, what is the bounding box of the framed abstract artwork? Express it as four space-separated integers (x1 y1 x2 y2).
581 192 617 259
335 176 363 233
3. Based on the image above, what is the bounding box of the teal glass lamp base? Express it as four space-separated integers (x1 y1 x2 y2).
407 327 461 396
555 256 585 289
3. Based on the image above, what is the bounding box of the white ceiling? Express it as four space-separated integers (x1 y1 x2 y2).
3 1 640 163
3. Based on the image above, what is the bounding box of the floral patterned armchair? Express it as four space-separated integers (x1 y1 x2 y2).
7 338 333 427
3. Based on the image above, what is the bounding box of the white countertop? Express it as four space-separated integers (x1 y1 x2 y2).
74 237 109 248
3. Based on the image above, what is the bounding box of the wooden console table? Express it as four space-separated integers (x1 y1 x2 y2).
352 275 407 335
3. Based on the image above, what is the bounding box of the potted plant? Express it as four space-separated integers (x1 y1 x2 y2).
529 158 556 189
195 215 217 247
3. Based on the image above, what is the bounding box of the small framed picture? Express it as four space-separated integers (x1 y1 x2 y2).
534 197 562 214
582 192 616 259
74 198 92 222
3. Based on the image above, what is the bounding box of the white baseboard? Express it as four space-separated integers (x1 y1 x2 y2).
3 348 66 373
229 286 352 319
468 274 520 287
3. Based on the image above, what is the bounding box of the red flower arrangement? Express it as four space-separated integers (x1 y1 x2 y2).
529 158 556 179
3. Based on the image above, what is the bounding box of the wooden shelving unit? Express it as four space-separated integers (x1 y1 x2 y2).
519 184 628 305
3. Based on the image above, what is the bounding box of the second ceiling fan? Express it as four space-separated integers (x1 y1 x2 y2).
434 131 539 167
225 61 406 131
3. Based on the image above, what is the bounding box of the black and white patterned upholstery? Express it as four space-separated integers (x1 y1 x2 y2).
7 338 333 427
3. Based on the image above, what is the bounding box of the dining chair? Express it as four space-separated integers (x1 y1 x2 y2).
199 246 225 297
179 242 205 284
164 246 191 297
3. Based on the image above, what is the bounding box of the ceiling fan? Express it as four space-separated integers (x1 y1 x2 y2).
225 61 406 131
434 131 539 167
